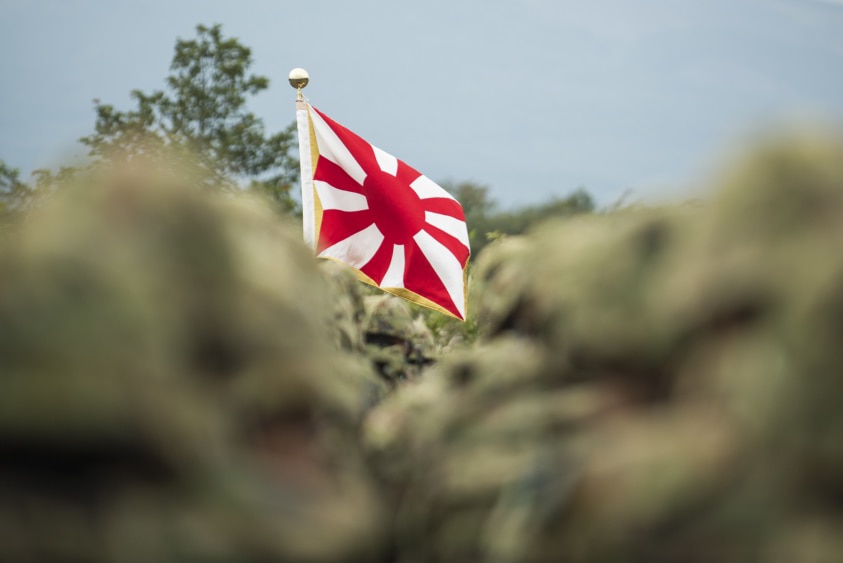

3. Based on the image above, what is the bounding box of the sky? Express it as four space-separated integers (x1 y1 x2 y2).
1 0 843 208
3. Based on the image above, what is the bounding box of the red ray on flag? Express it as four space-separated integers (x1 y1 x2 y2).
296 102 470 320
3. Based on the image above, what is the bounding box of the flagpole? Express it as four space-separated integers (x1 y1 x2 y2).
284 75 470 320
289 68 316 249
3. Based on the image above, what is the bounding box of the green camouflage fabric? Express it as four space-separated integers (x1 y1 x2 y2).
363 130 843 562
407 317 437 367
362 295 436 385
5 131 843 562
319 260 368 354
319 260 390 409
0 163 386 562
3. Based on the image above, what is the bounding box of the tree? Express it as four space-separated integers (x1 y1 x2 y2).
449 181 496 220
442 181 497 255
489 188 595 236
0 160 33 217
80 24 298 212
445 181 595 256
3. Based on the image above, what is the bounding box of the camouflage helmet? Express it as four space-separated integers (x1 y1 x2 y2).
361 294 428 385
407 316 437 362
362 294 416 345
318 259 367 353
364 130 843 562
470 235 531 338
0 161 386 562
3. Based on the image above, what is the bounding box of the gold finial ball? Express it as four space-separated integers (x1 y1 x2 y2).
288 68 310 89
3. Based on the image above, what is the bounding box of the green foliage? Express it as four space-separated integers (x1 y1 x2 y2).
0 160 38 226
80 24 298 213
488 188 595 236
408 298 480 349
0 160 32 216
444 181 595 256
443 181 495 255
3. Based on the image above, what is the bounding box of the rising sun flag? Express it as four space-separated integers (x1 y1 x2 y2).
292 72 470 320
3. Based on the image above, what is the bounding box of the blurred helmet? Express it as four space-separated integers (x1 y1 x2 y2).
0 161 386 562
362 295 416 346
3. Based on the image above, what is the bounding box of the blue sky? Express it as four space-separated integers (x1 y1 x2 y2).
2 0 842 208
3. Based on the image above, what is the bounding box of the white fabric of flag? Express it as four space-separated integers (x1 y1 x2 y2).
296 101 470 320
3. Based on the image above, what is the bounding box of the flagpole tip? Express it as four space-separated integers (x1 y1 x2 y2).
288 68 309 90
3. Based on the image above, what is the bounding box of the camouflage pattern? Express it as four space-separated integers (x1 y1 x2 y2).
406 317 437 367
362 130 843 562
4 130 843 562
319 260 391 409
319 259 367 354
0 163 385 562
362 295 437 385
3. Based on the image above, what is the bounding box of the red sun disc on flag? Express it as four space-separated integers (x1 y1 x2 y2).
308 106 470 320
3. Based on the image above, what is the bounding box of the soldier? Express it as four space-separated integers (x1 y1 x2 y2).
318 259 368 354
362 130 843 562
362 295 437 386
0 161 387 562
318 259 391 411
